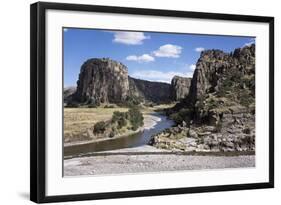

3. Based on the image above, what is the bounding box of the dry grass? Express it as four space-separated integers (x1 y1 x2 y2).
64 103 175 143
64 107 128 143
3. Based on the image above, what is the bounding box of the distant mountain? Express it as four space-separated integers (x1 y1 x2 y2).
128 76 172 104
63 86 76 104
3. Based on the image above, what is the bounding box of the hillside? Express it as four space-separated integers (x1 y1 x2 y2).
150 44 256 152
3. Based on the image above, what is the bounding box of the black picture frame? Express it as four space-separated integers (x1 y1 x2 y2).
30 1 274 203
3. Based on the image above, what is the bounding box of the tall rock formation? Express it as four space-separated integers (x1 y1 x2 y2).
171 76 191 101
64 86 76 105
150 44 256 153
188 44 255 106
174 44 255 124
70 58 176 105
74 58 129 104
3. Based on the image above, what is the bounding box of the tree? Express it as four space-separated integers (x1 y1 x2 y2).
128 107 144 131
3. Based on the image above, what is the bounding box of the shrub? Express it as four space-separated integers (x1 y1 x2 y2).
170 108 191 125
109 131 115 138
93 121 106 134
104 104 115 108
124 96 142 107
65 102 79 108
111 107 144 131
207 98 218 109
88 104 98 108
238 91 254 107
170 113 182 124
112 111 128 129
112 111 127 122
117 117 127 129
128 107 144 131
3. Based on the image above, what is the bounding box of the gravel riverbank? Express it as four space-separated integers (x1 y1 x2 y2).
64 146 255 176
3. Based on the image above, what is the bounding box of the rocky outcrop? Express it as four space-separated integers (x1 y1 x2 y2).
73 58 130 104
129 77 171 103
173 44 255 123
171 76 191 101
64 86 76 104
69 58 176 105
150 112 255 152
188 44 255 106
152 44 256 152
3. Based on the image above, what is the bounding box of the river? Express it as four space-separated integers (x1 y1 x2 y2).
64 113 174 157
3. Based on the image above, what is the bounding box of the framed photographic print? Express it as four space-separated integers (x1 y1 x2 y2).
30 1 274 203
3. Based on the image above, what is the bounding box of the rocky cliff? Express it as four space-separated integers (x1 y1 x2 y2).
69 58 175 105
73 58 130 104
191 44 255 122
129 77 171 103
173 44 255 122
188 45 255 107
64 86 76 104
171 76 191 101
150 44 256 152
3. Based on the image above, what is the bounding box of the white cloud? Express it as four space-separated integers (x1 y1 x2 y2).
195 47 205 52
126 54 155 63
189 64 196 71
243 38 255 47
113 32 150 45
153 44 182 58
131 70 193 84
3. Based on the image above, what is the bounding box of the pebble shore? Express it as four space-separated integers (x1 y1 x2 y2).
64 145 255 176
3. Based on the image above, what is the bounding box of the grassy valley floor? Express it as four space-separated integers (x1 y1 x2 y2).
64 107 129 143
64 104 175 144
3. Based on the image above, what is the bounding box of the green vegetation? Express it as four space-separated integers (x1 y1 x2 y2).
104 104 115 108
112 111 128 129
64 107 128 143
238 90 254 108
216 71 255 109
92 106 144 138
87 104 98 108
121 95 142 107
65 102 79 108
170 108 192 125
112 107 144 131
93 121 107 134
128 107 144 131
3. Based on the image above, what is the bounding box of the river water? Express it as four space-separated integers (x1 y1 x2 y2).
64 113 174 157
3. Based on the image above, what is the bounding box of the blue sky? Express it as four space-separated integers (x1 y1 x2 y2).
64 28 254 87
